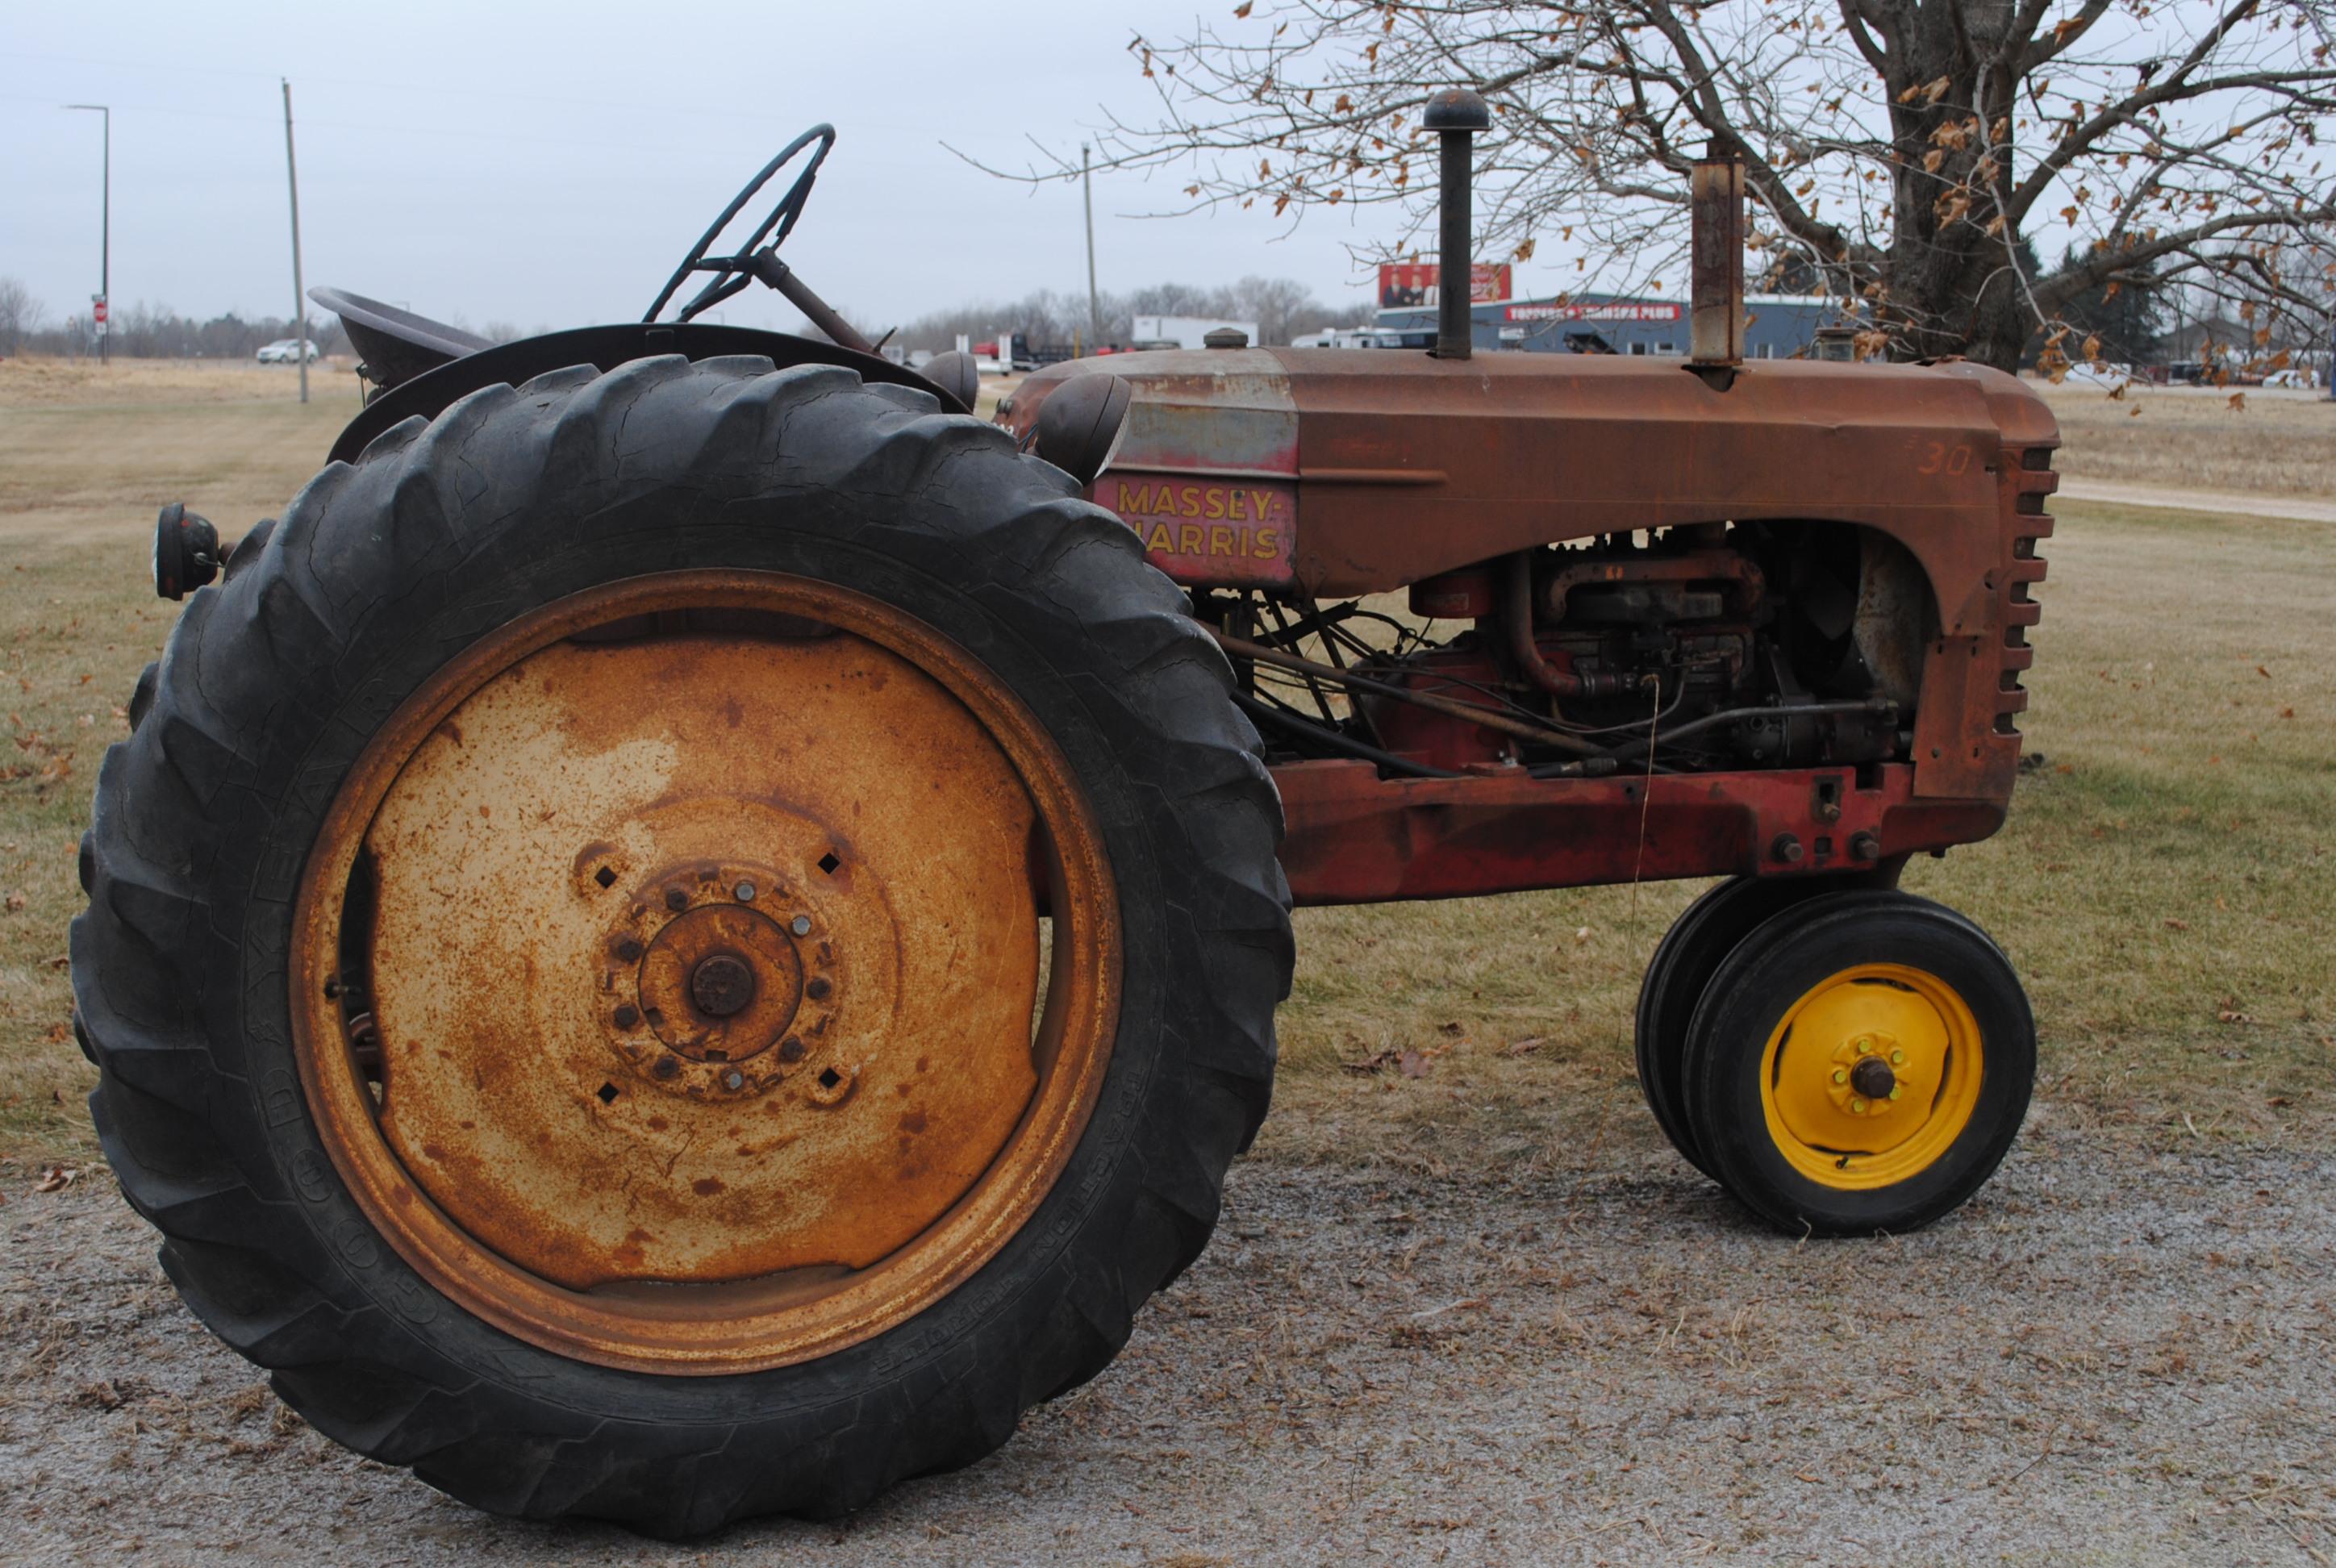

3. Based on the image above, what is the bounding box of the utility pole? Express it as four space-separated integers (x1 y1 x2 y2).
65 104 108 365
282 80 310 404
1082 144 1101 353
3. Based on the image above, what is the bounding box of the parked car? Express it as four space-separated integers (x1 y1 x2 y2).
257 338 320 364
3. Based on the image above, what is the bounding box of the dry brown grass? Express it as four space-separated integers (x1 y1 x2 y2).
2 370 2330 1172
2036 379 2336 500
0 353 361 410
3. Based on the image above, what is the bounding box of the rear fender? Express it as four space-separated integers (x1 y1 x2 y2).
325 323 970 465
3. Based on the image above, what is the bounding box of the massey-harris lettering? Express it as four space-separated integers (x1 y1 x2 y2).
1095 475 1297 586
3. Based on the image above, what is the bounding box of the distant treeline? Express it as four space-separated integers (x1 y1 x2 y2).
0 280 349 361
886 277 1375 352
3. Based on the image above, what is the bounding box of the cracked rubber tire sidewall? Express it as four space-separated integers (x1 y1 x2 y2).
72 357 1294 1534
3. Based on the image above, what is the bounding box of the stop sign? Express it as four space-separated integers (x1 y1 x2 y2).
93 297 108 334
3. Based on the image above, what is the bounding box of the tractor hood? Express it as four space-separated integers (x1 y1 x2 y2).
1001 347 2056 639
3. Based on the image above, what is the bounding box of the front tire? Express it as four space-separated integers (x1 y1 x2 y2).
73 356 1293 1533
1679 890 2033 1236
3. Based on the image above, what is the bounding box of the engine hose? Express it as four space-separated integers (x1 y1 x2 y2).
1232 692 1466 779
1209 626 1606 758
1506 549 1631 702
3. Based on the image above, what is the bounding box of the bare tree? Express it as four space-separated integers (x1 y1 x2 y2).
1005 0 2336 371
0 277 46 357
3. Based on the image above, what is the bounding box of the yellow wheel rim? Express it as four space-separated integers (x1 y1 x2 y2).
1758 962 1983 1191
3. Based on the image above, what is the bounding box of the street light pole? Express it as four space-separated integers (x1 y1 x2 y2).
65 104 109 365
282 80 309 404
1082 144 1100 354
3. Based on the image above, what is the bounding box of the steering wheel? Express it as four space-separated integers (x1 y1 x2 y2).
644 124 836 325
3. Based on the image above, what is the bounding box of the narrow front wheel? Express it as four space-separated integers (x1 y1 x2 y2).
1679 891 2034 1235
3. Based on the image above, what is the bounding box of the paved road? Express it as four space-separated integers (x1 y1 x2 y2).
2056 477 2336 524
5 1120 2334 1565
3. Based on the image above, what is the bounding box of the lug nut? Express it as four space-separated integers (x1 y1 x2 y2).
1850 831 1882 862
1850 1098 1867 1113
790 915 812 936
665 886 690 912
734 880 757 902
1891 1049 1905 1065
1771 833 1804 865
722 1069 745 1091
806 975 832 1001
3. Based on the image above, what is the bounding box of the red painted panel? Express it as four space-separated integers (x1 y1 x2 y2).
1271 759 2003 907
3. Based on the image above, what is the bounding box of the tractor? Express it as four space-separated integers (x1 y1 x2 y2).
81 95 2051 1533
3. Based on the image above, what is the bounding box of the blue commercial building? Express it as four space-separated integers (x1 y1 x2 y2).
1370 292 1850 358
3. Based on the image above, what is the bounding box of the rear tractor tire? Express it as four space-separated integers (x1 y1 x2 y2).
73 356 1293 1533
1669 890 2034 1236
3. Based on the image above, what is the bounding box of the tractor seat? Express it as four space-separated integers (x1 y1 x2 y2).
310 286 495 394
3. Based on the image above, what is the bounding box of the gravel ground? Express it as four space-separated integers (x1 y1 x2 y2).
5 1117 2333 1566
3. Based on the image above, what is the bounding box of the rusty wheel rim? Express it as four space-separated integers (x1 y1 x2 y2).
292 571 1120 1374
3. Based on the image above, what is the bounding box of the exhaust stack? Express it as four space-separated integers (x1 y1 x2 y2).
1689 142 1746 369
1424 88 1491 361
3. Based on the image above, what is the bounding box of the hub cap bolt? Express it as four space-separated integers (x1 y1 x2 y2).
1832 1068 1847 1085
791 915 812 936
1850 1055 1896 1101
734 880 757 902
723 1070 745 1091
689 954 757 1019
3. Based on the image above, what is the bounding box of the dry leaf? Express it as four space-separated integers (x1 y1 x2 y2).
2163 918 2189 930
33 1165 77 1194
2256 665 2271 678
1503 1036 1546 1057
1398 1049 1432 1079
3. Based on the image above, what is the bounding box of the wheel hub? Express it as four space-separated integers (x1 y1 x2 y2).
1773 981 1950 1153
603 865 832 1098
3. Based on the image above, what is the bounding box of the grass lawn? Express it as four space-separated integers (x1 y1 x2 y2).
2 360 2330 1174
2035 379 2336 500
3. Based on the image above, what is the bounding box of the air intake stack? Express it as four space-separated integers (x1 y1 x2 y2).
1689 142 1746 369
1424 88 1491 361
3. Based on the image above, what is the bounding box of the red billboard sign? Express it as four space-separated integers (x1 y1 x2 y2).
1377 262 1512 310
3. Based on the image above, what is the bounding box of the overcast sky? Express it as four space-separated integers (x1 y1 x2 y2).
5 1 1425 338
